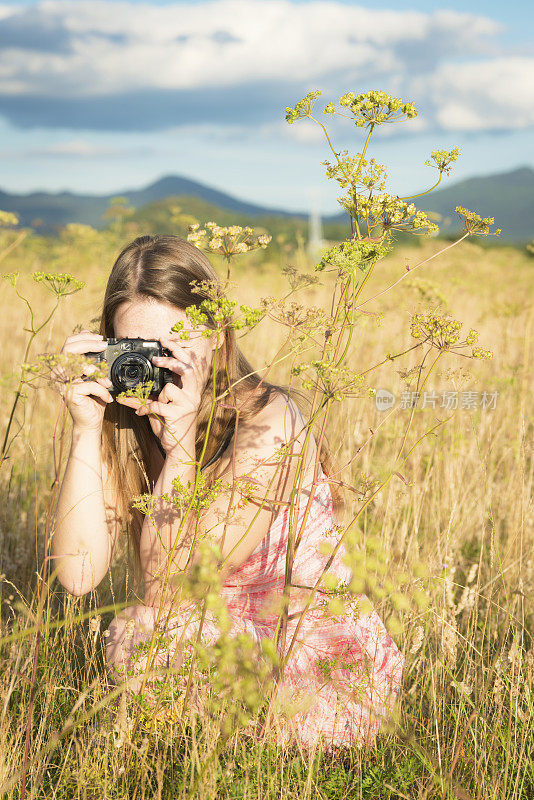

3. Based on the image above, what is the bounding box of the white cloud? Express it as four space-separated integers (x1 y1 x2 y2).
0 139 150 157
412 57 534 131
0 0 502 94
40 140 115 156
0 0 529 135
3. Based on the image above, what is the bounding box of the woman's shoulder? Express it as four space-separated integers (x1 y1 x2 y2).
238 390 318 478
239 388 303 434
266 389 314 440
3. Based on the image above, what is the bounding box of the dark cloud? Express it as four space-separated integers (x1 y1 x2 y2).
211 29 242 44
172 29 241 45
0 8 136 53
0 80 307 132
0 8 72 53
390 25 496 74
85 31 131 45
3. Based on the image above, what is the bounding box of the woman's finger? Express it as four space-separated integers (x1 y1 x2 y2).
152 355 188 374
63 380 113 404
68 331 105 342
159 335 189 358
61 340 108 357
157 381 182 404
137 399 171 418
117 395 169 418
116 396 145 411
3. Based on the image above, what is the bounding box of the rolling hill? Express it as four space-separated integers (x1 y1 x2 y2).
0 175 305 236
0 166 532 243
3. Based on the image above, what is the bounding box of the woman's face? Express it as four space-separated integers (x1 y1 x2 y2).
112 297 218 376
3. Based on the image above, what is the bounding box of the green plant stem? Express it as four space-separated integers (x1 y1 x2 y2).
273 262 367 684
273 275 354 666
1 293 60 464
400 172 443 201
353 232 470 313
127 329 242 739
180 593 208 718
281 413 452 668
0 229 27 265
394 347 444 463
19 401 68 800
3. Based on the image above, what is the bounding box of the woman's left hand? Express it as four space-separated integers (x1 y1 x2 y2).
116 334 210 457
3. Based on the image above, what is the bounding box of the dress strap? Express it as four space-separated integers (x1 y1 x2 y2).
200 421 235 472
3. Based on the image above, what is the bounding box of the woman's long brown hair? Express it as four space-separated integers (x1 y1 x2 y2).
99 234 345 583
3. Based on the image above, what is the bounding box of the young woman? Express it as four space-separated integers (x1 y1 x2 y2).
51 234 404 750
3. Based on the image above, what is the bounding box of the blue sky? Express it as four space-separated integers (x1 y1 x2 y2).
0 0 532 215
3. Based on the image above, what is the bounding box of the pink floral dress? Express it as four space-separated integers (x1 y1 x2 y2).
105 466 404 750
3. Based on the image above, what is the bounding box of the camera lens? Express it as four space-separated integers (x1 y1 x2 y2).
111 352 153 391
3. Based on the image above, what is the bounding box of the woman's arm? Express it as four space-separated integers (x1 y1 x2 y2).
51 425 122 596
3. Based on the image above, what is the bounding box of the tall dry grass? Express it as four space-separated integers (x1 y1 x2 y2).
0 227 532 799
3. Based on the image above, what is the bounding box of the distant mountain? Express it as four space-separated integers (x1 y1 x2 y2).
326 165 534 244
0 174 307 235
0 166 532 243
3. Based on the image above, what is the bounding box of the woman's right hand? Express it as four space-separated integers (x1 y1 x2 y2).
51 330 114 432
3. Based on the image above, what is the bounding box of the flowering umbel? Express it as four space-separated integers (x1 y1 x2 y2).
455 207 501 237
0 210 19 227
32 271 85 297
326 90 417 128
425 146 461 176
410 311 493 359
187 221 272 281
339 193 439 237
187 222 271 258
285 89 322 123
287 88 416 129
317 238 392 277
322 151 387 192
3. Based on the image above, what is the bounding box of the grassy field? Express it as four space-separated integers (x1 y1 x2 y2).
0 223 532 799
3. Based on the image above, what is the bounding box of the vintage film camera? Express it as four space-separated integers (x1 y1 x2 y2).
86 337 177 396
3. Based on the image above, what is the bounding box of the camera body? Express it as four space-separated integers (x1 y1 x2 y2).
87 337 176 396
